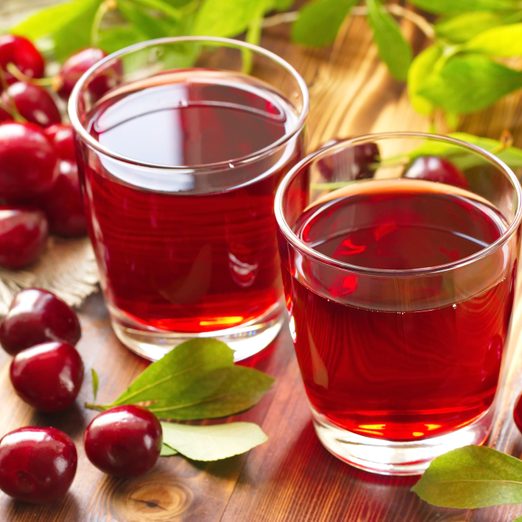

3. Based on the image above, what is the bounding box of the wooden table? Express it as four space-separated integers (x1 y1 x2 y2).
2 5 522 521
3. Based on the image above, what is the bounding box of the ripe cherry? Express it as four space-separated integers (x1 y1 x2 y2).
10 342 84 412
45 124 76 162
0 35 45 86
514 394 522 433
403 156 469 189
0 122 58 201
4 82 61 128
0 288 81 355
317 138 380 181
57 48 115 100
0 427 77 503
0 106 12 122
84 405 162 478
42 161 87 237
0 206 48 269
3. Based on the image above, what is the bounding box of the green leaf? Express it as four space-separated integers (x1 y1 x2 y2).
97 25 148 54
412 446 522 509
161 421 267 461
132 0 182 20
419 54 522 114
10 0 100 61
435 12 507 43
291 0 357 47
148 365 274 420
409 132 522 170
366 0 412 81
272 0 295 9
113 339 233 404
118 0 174 38
514 517 522 522
93 339 273 420
160 442 178 457
466 24 522 57
407 44 443 115
91 368 99 402
193 0 267 37
409 0 520 15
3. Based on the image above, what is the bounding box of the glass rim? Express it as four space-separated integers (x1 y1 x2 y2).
68 36 309 171
274 131 522 277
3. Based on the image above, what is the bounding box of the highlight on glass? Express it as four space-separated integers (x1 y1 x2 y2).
275 132 522 475
69 37 309 362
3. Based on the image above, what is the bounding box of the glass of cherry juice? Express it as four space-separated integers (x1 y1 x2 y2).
69 37 308 361
275 133 522 475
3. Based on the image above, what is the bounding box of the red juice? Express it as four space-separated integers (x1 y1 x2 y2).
285 181 515 441
81 70 302 332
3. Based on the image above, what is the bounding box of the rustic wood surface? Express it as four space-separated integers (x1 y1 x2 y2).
2 2 522 521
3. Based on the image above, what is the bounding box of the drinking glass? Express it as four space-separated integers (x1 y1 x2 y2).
275 132 522 475
69 37 308 361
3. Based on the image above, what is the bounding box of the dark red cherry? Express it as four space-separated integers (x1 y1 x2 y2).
10 342 84 412
57 48 115 100
45 124 76 162
0 288 81 355
404 156 469 189
84 405 162 478
0 35 45 86
4 82 61 128
42 161 87 237
514 394 522 433
0 427 77 503
317 138 380 181
0 122 58 200
0 106 12 122
0 206 48 269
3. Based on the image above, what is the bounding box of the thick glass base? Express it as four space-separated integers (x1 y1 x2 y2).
109 301 285 362
311 406 493 476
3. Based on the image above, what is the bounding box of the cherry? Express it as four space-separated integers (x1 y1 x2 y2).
514 393 522 433
0 427 77 503
0 35 45 86
10 342 84 412
84 405 162 478
0 206 48 269
4 82 61 128
403 156 469 189
0 288 81 355
57 48 116 100
0 122 58 201
42 161 87 237
0 106 12 122
317 138 380 181
45 124 76 162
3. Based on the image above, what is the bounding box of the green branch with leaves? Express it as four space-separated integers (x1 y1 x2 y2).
6 0 522 129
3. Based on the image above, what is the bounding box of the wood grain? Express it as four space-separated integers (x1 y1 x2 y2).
2 2 522 521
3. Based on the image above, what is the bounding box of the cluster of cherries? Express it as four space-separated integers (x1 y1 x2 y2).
0 35 115 270
0 288 162 504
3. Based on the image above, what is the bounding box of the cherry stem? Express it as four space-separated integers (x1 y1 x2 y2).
91 0 117 47
6 63 54 87
84 402 107 412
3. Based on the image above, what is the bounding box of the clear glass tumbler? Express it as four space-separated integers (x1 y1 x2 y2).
69 37 308 361
275 132 521 475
